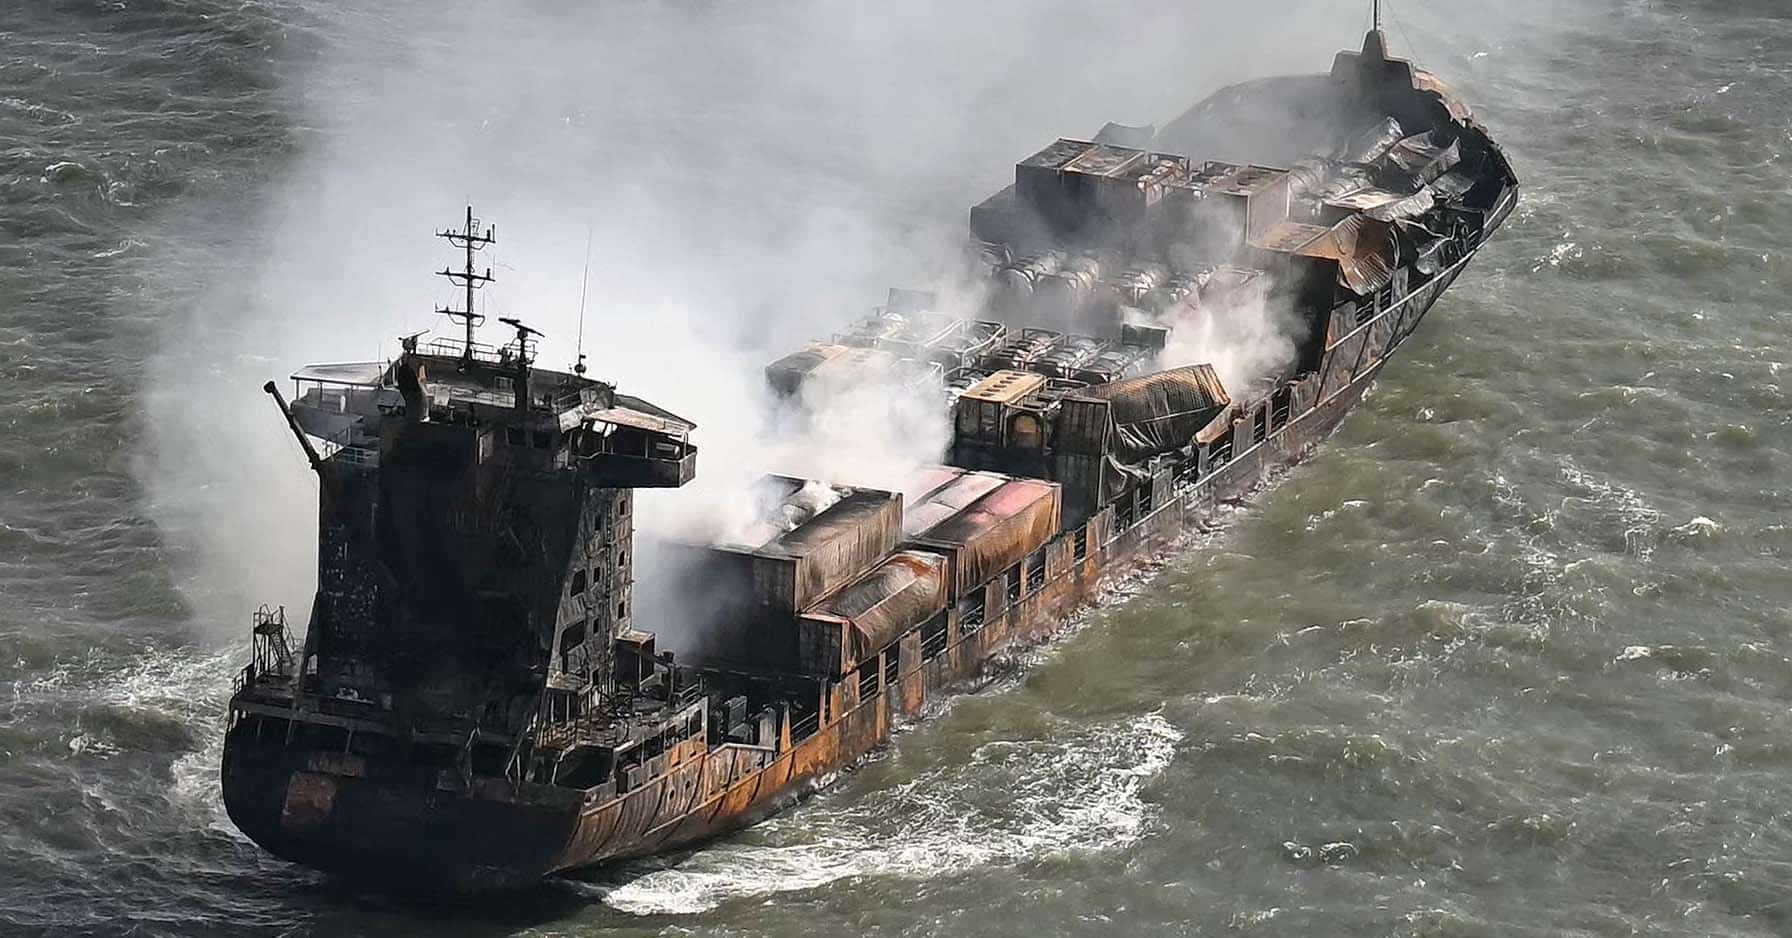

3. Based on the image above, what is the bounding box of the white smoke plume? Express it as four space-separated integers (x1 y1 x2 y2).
135 0 1366 642
1155 275 1309 396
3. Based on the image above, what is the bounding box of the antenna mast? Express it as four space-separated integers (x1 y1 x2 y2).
437 206 496 363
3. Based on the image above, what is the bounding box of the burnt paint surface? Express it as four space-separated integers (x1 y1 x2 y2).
218 231 1494 888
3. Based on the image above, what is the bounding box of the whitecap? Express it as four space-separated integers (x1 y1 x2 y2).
40 160 89 184
1670 516 1719 539
590 711 1184 915
93 238 145 259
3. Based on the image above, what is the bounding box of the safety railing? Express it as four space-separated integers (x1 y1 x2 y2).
235 605 293 694
789 709 821 742
321 425 379 468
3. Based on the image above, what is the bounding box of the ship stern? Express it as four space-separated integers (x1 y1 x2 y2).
221 710 585 893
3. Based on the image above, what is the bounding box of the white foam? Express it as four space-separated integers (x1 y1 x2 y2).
14 646 236 818
1669 516 1720 539
589 711 1184 916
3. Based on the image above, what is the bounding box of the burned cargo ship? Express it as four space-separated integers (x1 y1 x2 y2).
222 25 1516 890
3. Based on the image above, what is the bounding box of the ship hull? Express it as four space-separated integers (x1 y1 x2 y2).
221 194 1510 891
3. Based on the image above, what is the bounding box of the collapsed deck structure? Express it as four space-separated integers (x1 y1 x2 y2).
222 25 1516 890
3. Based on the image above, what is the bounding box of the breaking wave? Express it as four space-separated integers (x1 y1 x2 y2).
585 710 1183 915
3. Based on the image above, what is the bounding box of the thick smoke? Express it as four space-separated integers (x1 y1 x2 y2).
1155 275 1307 395
137 0 1364 643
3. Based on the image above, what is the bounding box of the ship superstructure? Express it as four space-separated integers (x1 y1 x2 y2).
223 27 1516 890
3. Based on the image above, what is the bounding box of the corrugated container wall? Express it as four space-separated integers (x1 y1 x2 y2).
752 489 902 621
796 551 948 676
908 479 1063 598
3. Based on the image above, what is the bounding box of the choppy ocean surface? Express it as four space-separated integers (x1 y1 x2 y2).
4 0 1791 935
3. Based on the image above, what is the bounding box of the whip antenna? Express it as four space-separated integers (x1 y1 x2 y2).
574 227 592 376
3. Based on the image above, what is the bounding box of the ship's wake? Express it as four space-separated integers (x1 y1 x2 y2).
580 710 1182 915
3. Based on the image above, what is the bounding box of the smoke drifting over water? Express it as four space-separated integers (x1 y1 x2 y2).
136 0 1360 636
21 0 1792 933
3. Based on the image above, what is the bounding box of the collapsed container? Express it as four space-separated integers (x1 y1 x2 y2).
795 550 949 677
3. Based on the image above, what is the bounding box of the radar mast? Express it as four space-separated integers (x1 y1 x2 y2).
436 206 496 363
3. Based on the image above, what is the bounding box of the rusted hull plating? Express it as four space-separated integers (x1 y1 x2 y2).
221 205 1503 889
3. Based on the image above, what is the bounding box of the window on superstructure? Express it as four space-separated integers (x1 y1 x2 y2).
883 646 899 687
532 430 553 450
505 426 525 446
569 570 587 596
617 600 627 620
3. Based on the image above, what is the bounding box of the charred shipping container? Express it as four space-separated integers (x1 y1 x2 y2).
222 22 1516 891
795 551 949 678
907 477 1062 600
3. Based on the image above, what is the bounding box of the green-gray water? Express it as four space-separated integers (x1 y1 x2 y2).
4 1 1790 935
